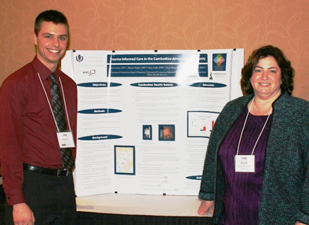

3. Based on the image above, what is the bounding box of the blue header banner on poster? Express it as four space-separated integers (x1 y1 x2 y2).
107 53 208 77
107 54 208 64
77 82 122 88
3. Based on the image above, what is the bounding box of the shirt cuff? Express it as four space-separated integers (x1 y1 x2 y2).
5 187 25 206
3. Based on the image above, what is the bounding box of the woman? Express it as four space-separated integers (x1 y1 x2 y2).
198 45 309 225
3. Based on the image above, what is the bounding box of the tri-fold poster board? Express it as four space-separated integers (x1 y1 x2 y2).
62 49 244 197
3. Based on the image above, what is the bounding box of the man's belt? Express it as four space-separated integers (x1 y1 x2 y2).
23 164 71 177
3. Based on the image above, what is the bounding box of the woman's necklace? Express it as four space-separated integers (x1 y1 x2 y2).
234 98 272 173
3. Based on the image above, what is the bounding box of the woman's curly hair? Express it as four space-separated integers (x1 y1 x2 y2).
241 45 294 95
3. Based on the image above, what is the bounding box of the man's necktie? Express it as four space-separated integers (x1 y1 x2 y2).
50 73 74 170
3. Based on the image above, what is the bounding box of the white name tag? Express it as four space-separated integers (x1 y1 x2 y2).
235 155 255 173
56 131 75 148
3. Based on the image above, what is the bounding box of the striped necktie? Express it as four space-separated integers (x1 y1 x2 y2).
50 73 74 170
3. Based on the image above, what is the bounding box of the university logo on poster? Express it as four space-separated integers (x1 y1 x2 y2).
213 53 227 71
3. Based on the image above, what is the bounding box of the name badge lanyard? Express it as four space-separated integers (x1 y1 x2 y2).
37 73 75 148
235 98 272 173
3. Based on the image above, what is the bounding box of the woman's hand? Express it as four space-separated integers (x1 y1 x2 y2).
198 200 214 215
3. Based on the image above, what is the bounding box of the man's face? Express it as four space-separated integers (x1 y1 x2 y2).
33 21 68 71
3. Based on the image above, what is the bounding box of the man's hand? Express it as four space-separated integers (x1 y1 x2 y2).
295 222 307 225
13 203 35 225
198 200 214 215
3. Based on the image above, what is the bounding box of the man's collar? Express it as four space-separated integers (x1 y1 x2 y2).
32 56 59 79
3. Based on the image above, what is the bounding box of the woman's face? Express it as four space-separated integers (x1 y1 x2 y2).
250 56 282 100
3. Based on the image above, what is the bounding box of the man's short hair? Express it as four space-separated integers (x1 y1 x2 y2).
34 10 69 36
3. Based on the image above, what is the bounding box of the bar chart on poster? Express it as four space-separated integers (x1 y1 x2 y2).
62 49 244 197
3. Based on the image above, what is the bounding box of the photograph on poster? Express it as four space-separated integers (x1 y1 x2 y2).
159 125 175 141
114 145 135 175
143 125 152 140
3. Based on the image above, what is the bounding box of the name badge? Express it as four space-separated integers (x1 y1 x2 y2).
56 131 75 148
235 155 255 173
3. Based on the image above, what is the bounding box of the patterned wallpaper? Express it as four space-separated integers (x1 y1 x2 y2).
0 0 308 100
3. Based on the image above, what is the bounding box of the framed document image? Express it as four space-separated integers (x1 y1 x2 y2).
114 145 135 175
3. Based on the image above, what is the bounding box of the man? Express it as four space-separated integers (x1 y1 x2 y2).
0 10 77 225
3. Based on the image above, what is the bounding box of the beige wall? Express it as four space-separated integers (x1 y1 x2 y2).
0 0 308 100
